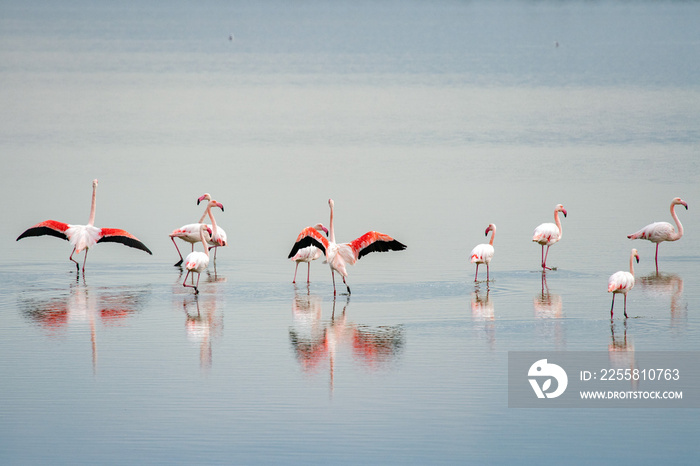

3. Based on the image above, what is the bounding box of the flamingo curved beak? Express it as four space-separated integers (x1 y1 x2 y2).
682 201 688 210
562 209 568 217
215 202 224 212
197 193 210 205
484 226 490 236
322 226 329 237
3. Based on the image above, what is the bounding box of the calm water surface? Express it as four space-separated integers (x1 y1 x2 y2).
1 1 700 464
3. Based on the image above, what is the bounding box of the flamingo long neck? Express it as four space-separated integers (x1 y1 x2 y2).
629 252 636 276
329 203 336 243
554 210 563 239
88 183 97 226
488 227 496 246
670 203 684 240
207 205 219 237
200 226 210 258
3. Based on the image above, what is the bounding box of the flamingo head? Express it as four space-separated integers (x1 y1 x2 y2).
556 204 567 217
484 224 496 236
92 179 98 188
314 223 329 237
328 198 334 209
632 248 640 263
208 200 224 212
673 197 688 210
197 193 212 205
206 226 213 237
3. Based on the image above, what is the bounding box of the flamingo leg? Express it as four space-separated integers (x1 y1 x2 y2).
69 247 80 272
610 294 616 319
183 270 192 288
331 270 337 295
655 243 660 274
623 294 628 318
171 237 184 267
342 276 351 295
474 264 479 282
195 273 200 294
543 245 552 270
293 262 299 283
307 263 311 283
486 263 490 282
82 249 89 272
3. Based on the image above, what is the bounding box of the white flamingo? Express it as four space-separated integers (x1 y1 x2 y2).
627 197 687 273
470 224 496 282
183 224 210 294
608 249 640 319
287 199 407 295
532 204 567 270
169 195 225 266
290 223 329 283
16 179 152 272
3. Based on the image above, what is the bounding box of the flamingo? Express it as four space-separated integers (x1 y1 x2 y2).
16 179 152 272
532 204 567 270
287 199 407 295
169 195 226 266
183 224 210 294
627 197 688 273
608 249 640 319
470 223 496 282
290 223 329 284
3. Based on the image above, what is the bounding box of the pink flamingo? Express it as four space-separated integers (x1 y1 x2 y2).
169 195 225 266
183 224 210 294
16 179 152 272
287 199 407 295
532 204 567 270
290 223 329 283
608 249 640 319
470 223 496 282
627 197 688 273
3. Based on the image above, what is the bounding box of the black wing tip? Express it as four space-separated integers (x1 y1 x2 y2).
98 236 153 254
357 239 407 259
288 236 326 259
16 226 69 242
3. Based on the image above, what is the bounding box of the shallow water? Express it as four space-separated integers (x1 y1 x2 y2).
1 1 700 464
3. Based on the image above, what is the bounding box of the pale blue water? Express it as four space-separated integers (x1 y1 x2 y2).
1 1 700 464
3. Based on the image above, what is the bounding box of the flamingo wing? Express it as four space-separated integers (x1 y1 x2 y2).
628 222 674 243
16 220 70 242
532 223 559 245
608 271 635 293
288 226 329 259
97 228 152 254
470 244 494 264
349 231 407 260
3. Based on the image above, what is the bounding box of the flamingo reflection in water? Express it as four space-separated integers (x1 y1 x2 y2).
19 282 148 373
181 295 224 372
288 290 404 393
639 273 686 322
471 283 495 350
534 273 565 349
609 320 638 390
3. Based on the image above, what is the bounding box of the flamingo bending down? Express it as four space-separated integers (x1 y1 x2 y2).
470 223 496 282
532 204 567 270
627 197 687 273
16 179 152 272
608 249 640 319
287 199 407 295
183 224 210 294
169 195 226 266
290 223 329 283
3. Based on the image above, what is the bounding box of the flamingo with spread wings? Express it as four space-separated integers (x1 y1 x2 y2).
16 179 152 272
287 199 406 295
290 223 329 283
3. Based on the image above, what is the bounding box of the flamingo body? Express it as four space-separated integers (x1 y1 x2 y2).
183 224 211 294
287 199 406 294
16 180 152 272
470 224 496 282
628 197 687 273
608 249 640 318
